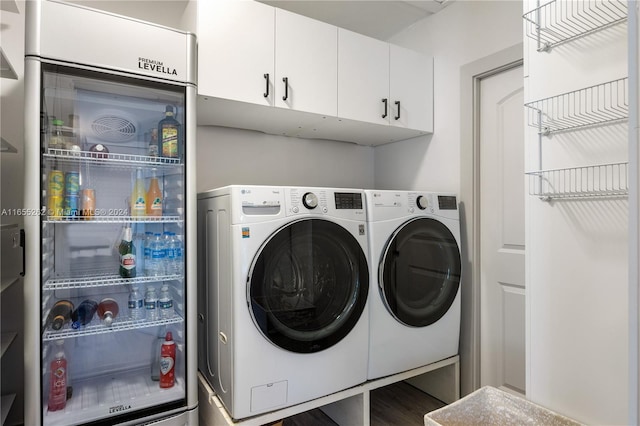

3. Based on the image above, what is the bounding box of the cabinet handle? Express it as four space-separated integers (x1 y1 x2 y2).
263 73 269 98
395 101 401 120
282 77 289 101
382 98 388 118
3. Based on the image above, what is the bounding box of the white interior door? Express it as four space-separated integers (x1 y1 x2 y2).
479 65 525 395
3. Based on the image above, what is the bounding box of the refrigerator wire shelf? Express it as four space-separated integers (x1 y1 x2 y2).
44 273 183 290
43 216 182 224
523 0 627 52
526 161 629 200
43 315 184 341
524 77 628 135
44 149 182 168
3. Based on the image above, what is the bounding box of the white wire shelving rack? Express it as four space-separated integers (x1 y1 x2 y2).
525 162 628 200
524 77 628 135
524 78 629 200
43 148 182 168
43 272 182 290
42 315 184 341
523 0 628 52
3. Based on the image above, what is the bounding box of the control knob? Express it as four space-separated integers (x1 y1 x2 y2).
302 192 319 209
416 195 428 210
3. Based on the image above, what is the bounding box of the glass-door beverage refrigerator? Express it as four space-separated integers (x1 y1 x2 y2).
23 1 197 424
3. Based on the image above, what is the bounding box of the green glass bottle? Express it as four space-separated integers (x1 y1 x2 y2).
119 225 137 278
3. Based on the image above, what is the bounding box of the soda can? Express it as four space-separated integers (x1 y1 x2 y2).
64 195 79 218
48 195 63 219
65 171 80 195
48 171 64 196
80 189 96 219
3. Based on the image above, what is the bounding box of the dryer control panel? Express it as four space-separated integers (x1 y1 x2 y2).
365 190 458 221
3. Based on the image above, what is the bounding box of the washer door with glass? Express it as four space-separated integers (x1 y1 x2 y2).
380 217 461 327
249 218 369 353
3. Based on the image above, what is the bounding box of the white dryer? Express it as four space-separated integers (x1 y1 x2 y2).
365 190 461 380
197 185 370 420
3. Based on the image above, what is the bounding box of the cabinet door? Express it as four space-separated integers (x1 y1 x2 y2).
337 28 390 125
390 45 433 132
275 9 337 116
197 0 275 106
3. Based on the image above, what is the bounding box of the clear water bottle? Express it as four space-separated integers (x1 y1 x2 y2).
145 286 159 321
158 284 174 319
133 229 145 275
143 231 153 276
147 233 165 276
173 232 184 275
163 231 176 275
128 285 145 321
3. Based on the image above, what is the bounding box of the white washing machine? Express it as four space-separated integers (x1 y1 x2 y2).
197 185 370 420
365 190 461 380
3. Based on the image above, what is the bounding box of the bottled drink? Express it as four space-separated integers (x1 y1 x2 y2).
130 168 146 217
158 105 181 159
97 298 119 327
128 286 145 321
147 128 158 157
146 171 163 216
47 340 67 411
173 233 184 275
159 331 176 388
158 284 174 319
119 225 136 278
47 300 74 331
163 232 175 275
145 286 159 321
49 119 65 150
143 232 153 275
133 228 145 274
147 233 166 276
71 299 98 329
150 331 163 381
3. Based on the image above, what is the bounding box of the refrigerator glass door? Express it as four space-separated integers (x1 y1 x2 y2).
39 64 187 425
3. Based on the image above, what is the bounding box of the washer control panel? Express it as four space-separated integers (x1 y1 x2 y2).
286 188 365 219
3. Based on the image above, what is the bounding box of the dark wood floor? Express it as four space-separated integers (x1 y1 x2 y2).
281 381 446 426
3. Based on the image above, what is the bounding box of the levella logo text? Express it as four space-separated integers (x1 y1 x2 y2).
138 57 177 76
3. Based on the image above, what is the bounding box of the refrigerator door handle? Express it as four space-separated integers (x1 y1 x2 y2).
20 228 25 277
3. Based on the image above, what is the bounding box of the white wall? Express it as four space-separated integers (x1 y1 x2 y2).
524 1 629 423
196 126 374 192
375 1 523 192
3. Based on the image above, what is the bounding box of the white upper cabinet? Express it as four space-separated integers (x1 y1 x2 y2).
337 28 389 126
197 0 274 106
390 45 433 133
196 0 433 145
275 9 337 116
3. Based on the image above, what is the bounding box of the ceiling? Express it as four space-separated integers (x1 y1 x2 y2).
259 0 452 40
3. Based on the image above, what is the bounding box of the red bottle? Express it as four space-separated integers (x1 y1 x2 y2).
159 331 176 388
48 340 67 411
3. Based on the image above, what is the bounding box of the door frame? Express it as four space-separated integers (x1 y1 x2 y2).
459 43 523 397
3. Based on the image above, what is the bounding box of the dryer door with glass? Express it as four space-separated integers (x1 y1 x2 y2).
380 217 461 327
248 218 368 353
